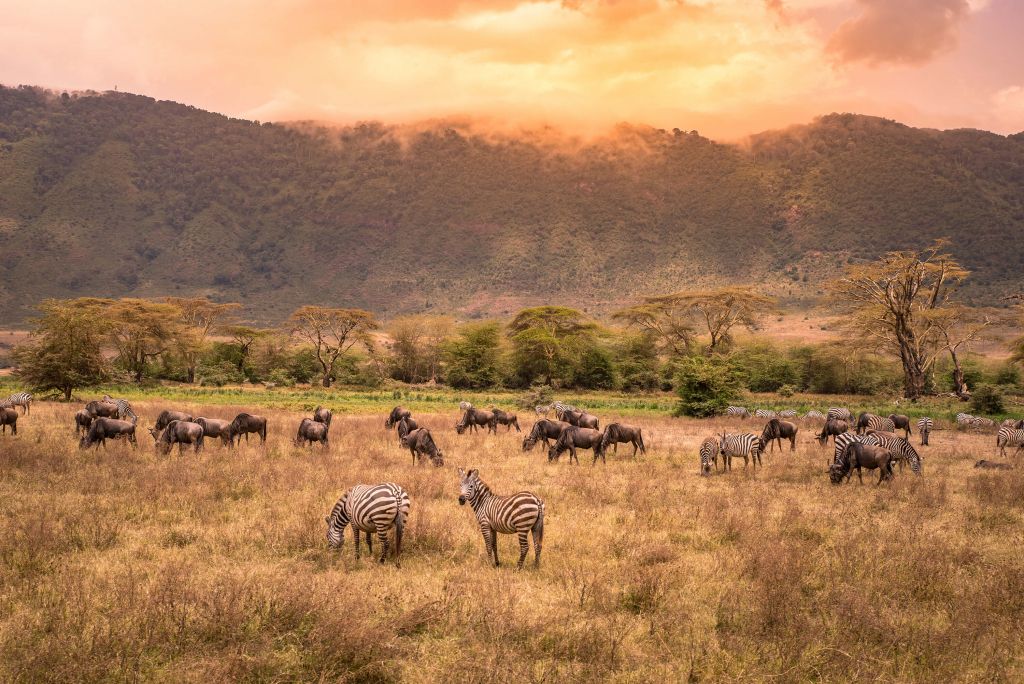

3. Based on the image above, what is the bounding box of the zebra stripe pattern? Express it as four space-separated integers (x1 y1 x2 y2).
974 417 995 428
754 409 777 419
458 468 544 569
996 427 1024 457
865 415 895 433
778 410 797 418
719 433 762 470
870 433 922 475
827 407 853 422
917 417 933 446
326 483 410 566
699 437 719 475
4 392 32 414
803 410 826 420
552 402 578 421
103 395 137 424
725 406 750 418
832 432 875 466
459 401 473 412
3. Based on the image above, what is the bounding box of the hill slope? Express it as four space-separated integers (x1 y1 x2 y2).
1 86 1023 323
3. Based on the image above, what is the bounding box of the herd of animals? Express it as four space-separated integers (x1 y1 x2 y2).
3 391 1024 568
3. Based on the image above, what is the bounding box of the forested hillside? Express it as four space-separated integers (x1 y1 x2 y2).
1 85 1022 323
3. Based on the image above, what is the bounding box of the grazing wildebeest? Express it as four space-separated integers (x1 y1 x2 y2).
402 428 445 466
313 406 332 429
974 459 1014 470
817 418 849 446
295 418 329 447
760 418 798 453
194 417 234 447
456 407 497 435
385 406 412 429
85 400 120 419
155 409 194 431
74 409 93 435
396 416 419 445
562 409 599 430
522 419 571 451
80 418 137 449
152 420 204 455
548 426 605 465
600 423 646 457
888 414 912 439
0 407 18 436
830 442 893 485
230 413 267 445
491 408 521 432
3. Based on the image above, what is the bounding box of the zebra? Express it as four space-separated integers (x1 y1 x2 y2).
973 417 995 429
699 437 719 475
725 406 750 419
325 483 410 566
996 427 1024 457
4 392 32 414
458 468 544 569
778 409 797 419
956 412 976 428
718 433 762 471
827 407 853 422
102 395 137 424
869 432 923 475
803 410 826 421
1001 419 1018 428
864 415 895 434
754 409 777 419
459 401 473 412
553 402 578 421
917 417 933 446
535 405 552 417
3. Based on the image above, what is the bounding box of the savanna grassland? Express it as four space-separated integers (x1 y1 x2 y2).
3 396 1024 682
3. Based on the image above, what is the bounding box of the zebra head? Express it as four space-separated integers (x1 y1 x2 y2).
325 493 350 549
718 433 728 456
457 468 480 506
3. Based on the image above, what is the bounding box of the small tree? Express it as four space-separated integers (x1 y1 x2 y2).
443 321 504 389
970 384 1004 415
386 315 453 384
95 298 182 383
508 306 597 386
164 297 241 383
673 356 743 418
287 306 379 387
221 325 268 374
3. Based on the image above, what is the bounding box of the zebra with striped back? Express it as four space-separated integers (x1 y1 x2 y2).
102 395 137 424
867 432 923 475
553 401 578 421
973 417 995 429
778 410 797 419
827 407 853 422
725 406 750 419
535 405 552 417
831 432 882 466
326 483 410 566
4 392 32 414
699 437 719 475
754 409 777 419
996 427 1024 457
459 401 473 412
917 417 933 446
458 468 544 569
864 415 895 434
718 433 762 471
956 412 976 429
803 410 826 421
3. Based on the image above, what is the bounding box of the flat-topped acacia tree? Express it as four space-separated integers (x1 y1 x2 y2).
287 306 379 387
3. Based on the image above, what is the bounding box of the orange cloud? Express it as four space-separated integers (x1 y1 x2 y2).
826 0 971 65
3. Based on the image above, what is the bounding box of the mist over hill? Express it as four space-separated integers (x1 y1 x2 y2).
1 85 1022 323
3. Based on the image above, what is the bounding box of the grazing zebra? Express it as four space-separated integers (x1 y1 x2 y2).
869 433 923 475
4 392 32 414
725 406 750 419
699 437 719 475
718 433 762 471
754 409 777 419
459 401 473 412
973 417 995 429
917 417 933 446
103 395 137 423
778 409 797 419
956 412 977 429
827 407 853 422
535 405 552 417
458 468 544 569
803 410 826 421
325 483 410 566
996 427 1024 457
864 415 895 434
553 402 578 421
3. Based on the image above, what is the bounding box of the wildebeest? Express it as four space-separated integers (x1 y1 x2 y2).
194 417 234 447
296 417 329 447
817 418 849 446
600 423 646 457
313 405 332 429
974 459 1014 470
402 427 444 466
854 412 878 435
491 408 521 432
385 406 412 429
80 418 137 449
230 413 267 445
830 442 893 485
760 418 798 453
85 400 120 419
548 426 606 465
888 414 912 439
456 407 497 435
0 407 17 435
396 416 419 445
155 409 194 431
562 409 599 430
74 409 93 435
522 419 571 451
152 420 204 455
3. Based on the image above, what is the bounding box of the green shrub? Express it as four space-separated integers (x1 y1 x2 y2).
673 356 743 418
993 363 1020 388
197 361 245 387
970 384 1004 415
778 384 796 397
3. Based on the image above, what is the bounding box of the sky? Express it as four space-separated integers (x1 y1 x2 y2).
1 0 1022 139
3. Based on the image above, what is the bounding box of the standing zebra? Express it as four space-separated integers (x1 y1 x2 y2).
803 410 826 421
103 395 137 423
552 402 578 421
827 407 853 422
325 483 410 566
459 401 473 412
458 468 544 569
996 427 1024 457
956 412 976 429
917 417 933 446
725 406 750 419
718 433 762 471
863 415 895 434
699 437 719 475
973 417 995 429
869 433 923 475
754 409 777 419
535 405 552 417
778 409 797 419
4 392 32 414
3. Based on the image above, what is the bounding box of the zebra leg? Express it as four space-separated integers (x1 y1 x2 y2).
377 529 389 564
354 528 361 559
480 527 494 565
516 530 530 569
491 531 500 567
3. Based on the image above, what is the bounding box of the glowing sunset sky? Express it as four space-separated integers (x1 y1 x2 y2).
2 0 1022 138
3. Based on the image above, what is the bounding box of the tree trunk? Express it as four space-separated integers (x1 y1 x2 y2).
950 348 970 400
322 373 332 388
187 365 196 384
64 386 72 401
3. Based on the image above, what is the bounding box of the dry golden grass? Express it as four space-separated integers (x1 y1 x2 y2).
2 401 1023 682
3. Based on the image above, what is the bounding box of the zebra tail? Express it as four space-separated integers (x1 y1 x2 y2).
394 508 404 559
534 500 544 545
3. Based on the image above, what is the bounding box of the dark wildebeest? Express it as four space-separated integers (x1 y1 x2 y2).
548 426 606 465
491 408 521 432
85 400 120 419
456 407 497 435
313 406 332 429
830 442 893 485
600 423 646 458
563 409 599 430
155 409 194 431
230 413 267 445
295 418 329 448
396 416 419 445
402 427 445 466
974 459 1014 470
888 414 912 439
80 418 137 449
817 418 849 446
0 407 17 436
152 420 204 455
195 417 234 447
385 406 412 429
760 418 798 453
74 409 93 435
522 419 571 451
854 412 878 435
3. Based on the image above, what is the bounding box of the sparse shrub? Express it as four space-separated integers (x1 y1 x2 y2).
197 360 245 387
778 384 796 397
673 355 743 417
970 384 1004 415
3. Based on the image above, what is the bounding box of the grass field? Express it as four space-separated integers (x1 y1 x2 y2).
2 395 1024 681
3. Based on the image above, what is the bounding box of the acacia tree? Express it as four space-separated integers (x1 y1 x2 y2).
829 241 970 400
507 306 597 386
288 306 378 387
387 315 454 384
91 298 182 383
930 305 991 399
612 299 694 357
164 297 241 383
221 324 268 373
